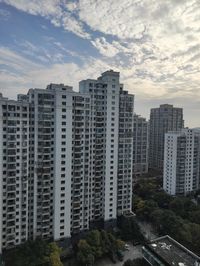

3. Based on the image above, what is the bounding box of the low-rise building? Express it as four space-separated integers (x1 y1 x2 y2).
142 235 200 266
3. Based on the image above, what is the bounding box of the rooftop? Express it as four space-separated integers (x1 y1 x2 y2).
145 235 200 266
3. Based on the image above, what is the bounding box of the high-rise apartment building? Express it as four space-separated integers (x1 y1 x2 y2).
0 70 134 252
132 114 148 180
163 128 200 195
149 104 184 170
79 70 134 221
0 95 30 251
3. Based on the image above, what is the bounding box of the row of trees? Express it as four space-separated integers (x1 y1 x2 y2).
133 179 200 256
76 229 124 265
4 238 63 266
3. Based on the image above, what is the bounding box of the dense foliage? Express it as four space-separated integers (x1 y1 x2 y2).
4 238 63 266
133 178 200 256
76 229 125 266
123 258 149 266
119 216 145 244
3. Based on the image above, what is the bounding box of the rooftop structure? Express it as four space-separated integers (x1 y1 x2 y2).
142 235 200 266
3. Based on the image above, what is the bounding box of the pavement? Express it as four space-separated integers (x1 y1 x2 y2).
95 243 142 266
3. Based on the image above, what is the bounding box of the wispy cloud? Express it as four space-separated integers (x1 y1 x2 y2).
1 0 90 39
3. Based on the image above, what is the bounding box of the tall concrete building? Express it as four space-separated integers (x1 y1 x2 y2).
0 95 30 251
163 128 200 196
0 70 134 253
79 70 134 221
132 114 148 180
149 104 184 170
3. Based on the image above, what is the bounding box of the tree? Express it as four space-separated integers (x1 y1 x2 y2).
49 242 63 266
189 210 200 224
86 254 95 266
120 217 144 243
77 240 94 265
100 230 112 254
136 200 158 220
169 198 185 217
150 208 164 233
86 230 103 259
134 181 157 199
4 239 62 266
116 239 125 250
188 223 200 255
153 192 172 209
121 217 134 240
123 259 134 266
160 210 184 239
123 258 148 266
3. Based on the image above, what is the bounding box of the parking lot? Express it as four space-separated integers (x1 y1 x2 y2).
95 243 142 266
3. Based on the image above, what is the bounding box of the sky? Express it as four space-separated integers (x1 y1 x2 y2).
0 0 200 126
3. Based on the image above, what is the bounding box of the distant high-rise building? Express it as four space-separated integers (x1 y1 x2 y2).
163 128 200 195
132 114 148 180
149 104 184 170
0 70 134 253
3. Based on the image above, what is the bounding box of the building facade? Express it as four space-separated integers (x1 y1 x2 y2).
163 128 200 195
149 104 184 171
0 95 30 251
79 70 134 221
0 70 134 252
132 114 148 180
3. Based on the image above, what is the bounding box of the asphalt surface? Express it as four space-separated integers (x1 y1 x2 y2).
95 243 142 266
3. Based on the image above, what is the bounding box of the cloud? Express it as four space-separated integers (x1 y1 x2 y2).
91 37 121 57
0 46 40 72
1 0 200 127
1 0 62 17
66 1 78 12
1 0 90 39
0 46 111 96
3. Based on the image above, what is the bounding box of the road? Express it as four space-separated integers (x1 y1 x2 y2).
95 244 142 266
